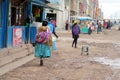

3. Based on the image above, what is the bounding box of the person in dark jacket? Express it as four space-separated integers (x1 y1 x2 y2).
72 20 80 48
97 22 102 34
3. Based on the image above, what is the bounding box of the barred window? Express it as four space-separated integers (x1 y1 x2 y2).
11 0 26 26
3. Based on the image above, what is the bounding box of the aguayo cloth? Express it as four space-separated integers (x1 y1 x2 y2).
35 30 50 44
34 43 51 58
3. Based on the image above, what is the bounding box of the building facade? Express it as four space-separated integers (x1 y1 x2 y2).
0 0 9 48
0 0 63 49
0 0 103 49
45 0 63 28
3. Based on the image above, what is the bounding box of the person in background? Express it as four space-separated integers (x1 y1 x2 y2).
87 22 92 35
106 20 111 29
51 18 58 38
65 20 69 30
47 19 57 50
72 20 80 48
103 20 107 29
97 21 102 34
34 20 52 66
51 18 57 27
70 20 74 30
48 19 58 38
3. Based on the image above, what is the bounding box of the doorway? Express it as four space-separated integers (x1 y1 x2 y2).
46 13 56 21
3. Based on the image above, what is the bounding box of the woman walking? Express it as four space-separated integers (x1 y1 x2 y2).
65 20 69 30
34 20 52 66
72 20 80 48
47 19 58 50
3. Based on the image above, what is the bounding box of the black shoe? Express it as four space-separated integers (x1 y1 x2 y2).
40 59 43 66
72 44 73 47
56 36 59 38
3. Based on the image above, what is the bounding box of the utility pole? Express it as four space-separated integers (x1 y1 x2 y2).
68 0 71 23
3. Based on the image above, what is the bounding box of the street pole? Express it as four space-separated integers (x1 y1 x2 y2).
68 0 71 23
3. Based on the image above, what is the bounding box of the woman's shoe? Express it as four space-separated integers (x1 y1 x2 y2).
72 44 73 47
75 46 77 48
40 59 43 66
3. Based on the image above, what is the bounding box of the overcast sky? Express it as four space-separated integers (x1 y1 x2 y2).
99 0 120 19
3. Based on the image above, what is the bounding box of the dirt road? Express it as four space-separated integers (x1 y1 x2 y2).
0 26 120 80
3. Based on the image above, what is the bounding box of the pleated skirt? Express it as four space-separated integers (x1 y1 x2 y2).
34 43 51 58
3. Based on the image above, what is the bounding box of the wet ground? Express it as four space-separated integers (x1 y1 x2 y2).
0 26 120 80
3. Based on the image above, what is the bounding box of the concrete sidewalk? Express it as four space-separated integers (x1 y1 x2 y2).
0 44 35 76
0 54 34 76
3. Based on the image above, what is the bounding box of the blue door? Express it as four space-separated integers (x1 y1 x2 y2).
0 0 9 48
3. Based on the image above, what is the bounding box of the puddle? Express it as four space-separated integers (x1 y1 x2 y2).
93 57 120 69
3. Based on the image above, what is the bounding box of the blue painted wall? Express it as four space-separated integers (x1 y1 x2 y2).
0 28 2 48
26 2 32 19
0 1 2 48
0 0 9 48
7 27 13 47
30 27 37 43
0 0 47 48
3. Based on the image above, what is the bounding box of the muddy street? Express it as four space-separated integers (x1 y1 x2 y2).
0 27 120 80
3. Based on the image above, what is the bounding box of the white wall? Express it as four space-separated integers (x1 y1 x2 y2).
45 0 70 29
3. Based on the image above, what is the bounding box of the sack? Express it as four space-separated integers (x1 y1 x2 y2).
45 34 52 46
72 25 80 35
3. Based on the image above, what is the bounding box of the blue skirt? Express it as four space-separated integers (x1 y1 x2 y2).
34 43 51 58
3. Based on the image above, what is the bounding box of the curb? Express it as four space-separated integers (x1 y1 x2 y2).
0 54 35 76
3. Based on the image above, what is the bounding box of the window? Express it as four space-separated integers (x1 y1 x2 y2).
32 5 43 22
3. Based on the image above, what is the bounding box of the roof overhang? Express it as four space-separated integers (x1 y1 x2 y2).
28 0 63 12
